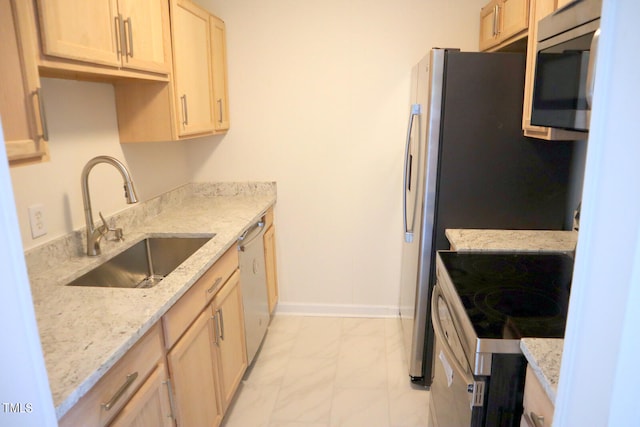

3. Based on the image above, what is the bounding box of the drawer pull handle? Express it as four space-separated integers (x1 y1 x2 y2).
530 411 545 427
207 277 223 294
102 372 138 411
524 411 545 427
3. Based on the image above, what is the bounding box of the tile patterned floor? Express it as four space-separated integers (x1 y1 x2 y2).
220 315 430 427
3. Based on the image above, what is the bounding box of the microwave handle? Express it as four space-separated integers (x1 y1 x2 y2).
586 28 600 108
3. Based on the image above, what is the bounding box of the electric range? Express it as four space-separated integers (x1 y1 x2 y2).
428 251 574 427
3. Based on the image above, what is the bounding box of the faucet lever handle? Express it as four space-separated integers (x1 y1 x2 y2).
98 212 124 242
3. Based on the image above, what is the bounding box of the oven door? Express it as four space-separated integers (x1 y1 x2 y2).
429 284 485 427
531 19 600 131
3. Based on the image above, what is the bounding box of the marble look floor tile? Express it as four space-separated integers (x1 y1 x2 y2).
268 422 330 427
330 387 390 427
221 383 279 427
224 315 431 427
268 315 304 335
388 386 430 427
269 382 334 424
335 334 388 387
243 350 291 386
342 317 387 336
290 318 342 359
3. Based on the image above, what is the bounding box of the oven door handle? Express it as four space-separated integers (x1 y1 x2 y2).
431 285 475 386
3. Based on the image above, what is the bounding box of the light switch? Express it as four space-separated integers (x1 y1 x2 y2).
28 204 47 239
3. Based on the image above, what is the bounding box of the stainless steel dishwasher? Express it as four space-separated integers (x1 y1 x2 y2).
237 218 270 365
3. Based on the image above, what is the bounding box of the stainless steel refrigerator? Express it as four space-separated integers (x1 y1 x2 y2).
399 48 574 386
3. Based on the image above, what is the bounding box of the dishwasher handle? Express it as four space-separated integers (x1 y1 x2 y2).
238 220 265 251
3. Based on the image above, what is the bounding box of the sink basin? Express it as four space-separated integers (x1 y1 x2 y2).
66 236 213 289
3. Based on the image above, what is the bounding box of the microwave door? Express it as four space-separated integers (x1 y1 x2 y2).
531 19 600 131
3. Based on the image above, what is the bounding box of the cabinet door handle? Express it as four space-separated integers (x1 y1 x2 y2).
211 314 219 345
207 277 223 294
124 17 134 57
114 15 122 59
180 95 189 126
493 4 500 36
163 377 176 421
217 308 225 340
34 88 49 142
102 372 138 411
115 14 127 60
217 98 223 123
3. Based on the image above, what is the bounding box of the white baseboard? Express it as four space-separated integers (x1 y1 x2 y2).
274 302 399 318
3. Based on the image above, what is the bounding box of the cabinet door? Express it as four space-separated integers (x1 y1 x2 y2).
500 0 530 42
210 15 230 132
167 308 223 427
479 0 499 51
1 0 48 166
117 0 171 74
36 0 121 67
264 225 279 314
172 0 215 137
212 270 247 411
108 364 174 427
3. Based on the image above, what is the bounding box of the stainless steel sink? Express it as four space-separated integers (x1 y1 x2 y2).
66 236 213 289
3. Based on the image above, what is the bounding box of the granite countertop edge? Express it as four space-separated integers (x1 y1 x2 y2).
26 182 276 419
520 338 563 404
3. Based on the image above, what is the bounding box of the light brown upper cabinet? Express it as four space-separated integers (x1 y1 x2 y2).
172 0 215 137
114 0 230 142
35 0 171 80
210 15 230 132
521 0 584 140
479 0 530 51
1 0 49 166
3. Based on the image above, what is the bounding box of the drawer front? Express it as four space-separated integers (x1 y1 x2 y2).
59 323 164 427
163 245 239 349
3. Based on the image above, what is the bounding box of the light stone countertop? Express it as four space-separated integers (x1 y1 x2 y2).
520 338 563 404
445 228 574 407
445 229 577 252
24 182 276 420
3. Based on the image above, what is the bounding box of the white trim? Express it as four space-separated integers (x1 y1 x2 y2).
553 0 640 425
0 122 57 426
275 302 399 318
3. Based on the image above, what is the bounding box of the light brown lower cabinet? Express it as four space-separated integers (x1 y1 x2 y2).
167 307 224 427
520 365 554 427
59 324 166 427
166 269 246 427
108 363 174 427
263 207 279 314
60 247 248 427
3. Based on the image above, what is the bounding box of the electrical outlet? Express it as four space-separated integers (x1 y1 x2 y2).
28 204 47 239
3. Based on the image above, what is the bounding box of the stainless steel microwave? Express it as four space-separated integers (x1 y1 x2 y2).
531 0 602 132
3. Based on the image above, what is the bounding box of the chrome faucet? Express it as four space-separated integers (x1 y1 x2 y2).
81 156 138 256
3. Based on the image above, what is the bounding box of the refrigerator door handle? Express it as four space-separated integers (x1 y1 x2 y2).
403 103 422 243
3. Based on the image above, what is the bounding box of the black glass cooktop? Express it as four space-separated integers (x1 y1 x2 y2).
438 251 574 339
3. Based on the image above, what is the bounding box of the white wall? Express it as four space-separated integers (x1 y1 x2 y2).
187 0 487 315
9 78 193 251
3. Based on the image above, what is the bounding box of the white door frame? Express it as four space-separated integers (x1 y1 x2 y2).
0 123 57 426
